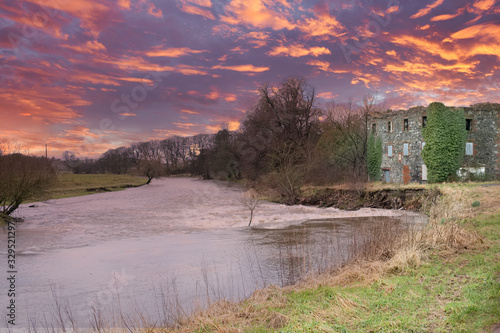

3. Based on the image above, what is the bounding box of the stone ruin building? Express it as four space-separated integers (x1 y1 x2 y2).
367 103 500 183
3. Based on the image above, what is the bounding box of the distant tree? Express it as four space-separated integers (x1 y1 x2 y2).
0 138 23 156
209 129 240 180
0 154 56 216
190 148 212 179
99 147 134 174
138 158 163 184
422 102 467 183
62 151 78 170
367 133 383 181
133 141 164 184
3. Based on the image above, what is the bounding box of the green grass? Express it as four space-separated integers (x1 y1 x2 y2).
28 173 147 202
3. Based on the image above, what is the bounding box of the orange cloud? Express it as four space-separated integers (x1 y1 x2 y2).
268 45 331 57
387 6 400 14
230 46 246 53
70 72 154 86
473 0 496 11
298 11 345 39
0 85 85 128
410 0 444 19
391 35 460 61
145 47 208 57
178 2 215 20
451 22 500 41
383 60 478 75
417 24 431 30
61 125 99 140
307 60 348 73
153 129 197 137
317 92 337 99
0 2 68 39
205 87 238 101
95 56 210 76
211 64 269 72
24 0 111 37
245 31 270 48
147 3 163 18
450 23 500 57
181 109 201 115
431 13 461 21
206 90 220 100
221 0 295 30
118 0 131 10
62 40 106 54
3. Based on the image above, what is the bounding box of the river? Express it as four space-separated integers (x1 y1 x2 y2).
0 177 423 330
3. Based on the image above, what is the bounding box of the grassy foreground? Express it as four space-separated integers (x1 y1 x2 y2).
29 173 147 202
164 183 500 332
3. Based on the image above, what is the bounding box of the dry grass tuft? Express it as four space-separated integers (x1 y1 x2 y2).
248 285 287 305
297 261 386 289
386 246 422 273
335 294 361 311
420 188 482 251
265 312 290 329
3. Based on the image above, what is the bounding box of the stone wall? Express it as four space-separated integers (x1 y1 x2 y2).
368 103 500 183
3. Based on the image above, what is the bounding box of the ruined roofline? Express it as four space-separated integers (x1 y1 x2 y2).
368 102 500 119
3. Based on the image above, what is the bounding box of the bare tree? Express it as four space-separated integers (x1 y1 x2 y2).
138 158 163 184
238 77 322 181
240 189 260 226
0 154 56 216
0 138 23 156
320 96 381 183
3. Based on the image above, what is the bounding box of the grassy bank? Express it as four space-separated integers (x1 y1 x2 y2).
29 173 147 202
163 184 500 332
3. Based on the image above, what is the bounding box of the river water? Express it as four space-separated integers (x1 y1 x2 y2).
0 177 423 330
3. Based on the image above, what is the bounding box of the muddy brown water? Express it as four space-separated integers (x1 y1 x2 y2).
0 178 424 329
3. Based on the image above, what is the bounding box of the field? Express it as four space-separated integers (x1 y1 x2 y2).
29 173 147 202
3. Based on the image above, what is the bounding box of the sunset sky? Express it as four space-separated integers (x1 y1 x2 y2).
1 0 499 158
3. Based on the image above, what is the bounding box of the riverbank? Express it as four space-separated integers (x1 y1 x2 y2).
160 183 500 332
27 173 147 202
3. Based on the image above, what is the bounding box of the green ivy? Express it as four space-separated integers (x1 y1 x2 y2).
367 133 383 181
422 102 467 183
